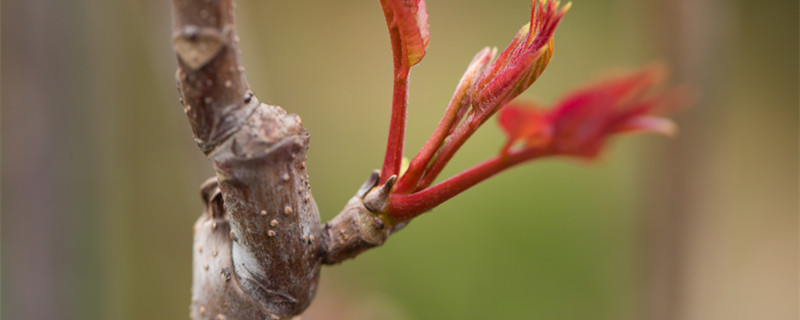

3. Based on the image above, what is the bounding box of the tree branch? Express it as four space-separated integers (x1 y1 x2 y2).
173 0 323 318
173 0 404 318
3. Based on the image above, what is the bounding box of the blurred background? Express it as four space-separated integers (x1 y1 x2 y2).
2 0 797 319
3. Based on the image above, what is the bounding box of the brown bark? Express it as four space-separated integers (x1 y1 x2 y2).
172 0 396 318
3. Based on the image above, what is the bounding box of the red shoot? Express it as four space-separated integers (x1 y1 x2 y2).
387 64 688 221
471 0 569 121
394 0 569 195
379 0 430 184
368 0 687 224
392 47 497 194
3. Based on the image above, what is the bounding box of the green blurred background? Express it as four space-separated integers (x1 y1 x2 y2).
2 0 797 319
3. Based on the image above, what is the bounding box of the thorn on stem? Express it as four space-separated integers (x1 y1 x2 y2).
364 175 396 213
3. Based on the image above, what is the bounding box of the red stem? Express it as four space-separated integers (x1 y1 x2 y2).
394 89 469 194
413 113 480 191
379 27 411 184
380 66 409 184
388 146 550 221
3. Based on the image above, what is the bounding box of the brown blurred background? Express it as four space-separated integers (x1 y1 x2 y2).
2 0 797 319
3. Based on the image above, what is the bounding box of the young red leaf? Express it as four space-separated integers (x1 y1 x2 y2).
498 102 552 154
379 0 431 183
380 0 430 67
497 64 686 159
471 0 569 121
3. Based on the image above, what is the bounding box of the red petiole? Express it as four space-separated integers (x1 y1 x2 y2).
379 63 409 185
388 146 551 221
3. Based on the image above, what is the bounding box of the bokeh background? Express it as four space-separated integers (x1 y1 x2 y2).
2 0 797 319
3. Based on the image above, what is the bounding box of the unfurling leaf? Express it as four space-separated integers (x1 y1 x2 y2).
497 64 687 159
498 102 552 154
471 0 570 120
454 47 497 107
380 0 431 67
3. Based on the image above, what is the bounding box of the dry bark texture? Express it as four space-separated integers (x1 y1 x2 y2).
172 0 397 318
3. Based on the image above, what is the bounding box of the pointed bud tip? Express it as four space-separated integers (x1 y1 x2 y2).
385 174 397 187
561 2 573 13
364 175 397 213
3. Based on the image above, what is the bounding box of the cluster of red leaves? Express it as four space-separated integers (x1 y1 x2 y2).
374 0 687 222
392 0 570 197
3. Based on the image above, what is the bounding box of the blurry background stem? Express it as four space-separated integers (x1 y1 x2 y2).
643 0 798 319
